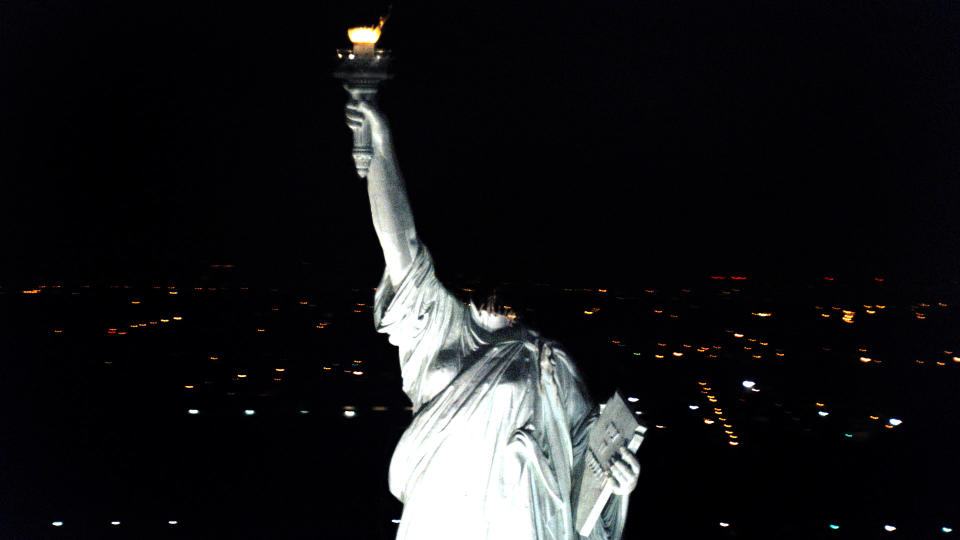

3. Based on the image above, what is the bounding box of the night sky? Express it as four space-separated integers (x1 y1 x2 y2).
2 1 959 287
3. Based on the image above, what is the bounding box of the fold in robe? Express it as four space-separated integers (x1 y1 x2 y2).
374 241 629 540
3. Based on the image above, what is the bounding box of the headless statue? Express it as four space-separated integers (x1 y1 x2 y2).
345 101 640 540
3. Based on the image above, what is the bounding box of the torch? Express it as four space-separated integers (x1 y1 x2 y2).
335 16 392 178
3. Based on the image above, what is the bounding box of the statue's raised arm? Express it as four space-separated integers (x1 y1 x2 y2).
345 100 417 289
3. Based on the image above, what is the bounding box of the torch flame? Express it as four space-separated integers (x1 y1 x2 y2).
348 12 389 44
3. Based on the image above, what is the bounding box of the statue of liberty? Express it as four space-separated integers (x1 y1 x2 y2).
345 99 641 540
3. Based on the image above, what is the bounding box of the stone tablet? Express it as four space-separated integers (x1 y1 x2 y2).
575 392 647 535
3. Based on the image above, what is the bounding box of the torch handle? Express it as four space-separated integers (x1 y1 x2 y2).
345 88 379 179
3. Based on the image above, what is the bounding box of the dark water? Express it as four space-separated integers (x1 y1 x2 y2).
1 272 957 539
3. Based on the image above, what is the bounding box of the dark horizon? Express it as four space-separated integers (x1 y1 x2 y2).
2 1 959 286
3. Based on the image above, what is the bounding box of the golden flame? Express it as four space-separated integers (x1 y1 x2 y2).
348 13 389 44
348 26 381 44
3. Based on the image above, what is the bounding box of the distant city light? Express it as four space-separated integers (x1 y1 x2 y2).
627 396 639 403
168 520 178 525
391 518 401 524
742 380 756 389
344 410 357 418
188 409 199 415
818 411 829 417
111 521 121 526
884 524 896 532
244 410 255 416
52 521 63 527
889 418 903 426
689 405 699 410
300 410 310 414
719 522 729 527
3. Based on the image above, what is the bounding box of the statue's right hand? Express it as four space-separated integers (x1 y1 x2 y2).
345 100 392 154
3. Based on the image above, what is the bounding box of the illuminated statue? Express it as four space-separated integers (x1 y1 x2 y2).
345 100 641 540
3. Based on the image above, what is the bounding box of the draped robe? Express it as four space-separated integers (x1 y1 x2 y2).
374 241 630 540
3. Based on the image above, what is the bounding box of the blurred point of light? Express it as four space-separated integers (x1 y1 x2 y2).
944 526 953 533
168 520 178 525
300 410 309 414
244 410 255 416
742 380 756 389
52 521 63 527
733 333 744 338
889 418 903 426
111 521 121 526
188 409 199 415
844 433 853 438
344 410 357 418
627 397 639 403
392 519 401 524
818 411 829 417
719 522 729 527
353 371 364 375
728 441 739 446
829 524 840 530
689 405 699 410
884 524 896 532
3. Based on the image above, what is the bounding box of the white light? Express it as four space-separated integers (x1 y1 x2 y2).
188 409 199 415
884 524 896 532
168 520 178 525
818 411 829 417
751 387 760 392
244 409 255 416
719 522 730 527
688 405 700 410
627 396 639 403
299 410 309 414
111 521 121 526
943 526 953 533
343 410 356 418
52 521 64 527
889 418 903 426
391 519 401 524
742 380 756 389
